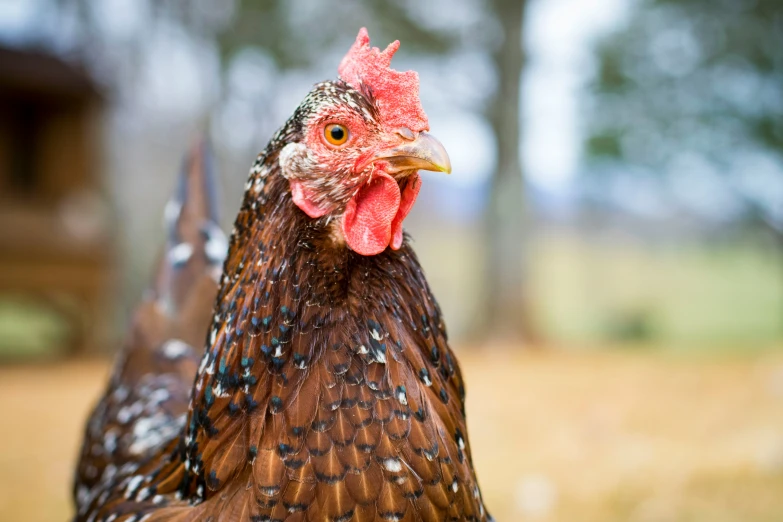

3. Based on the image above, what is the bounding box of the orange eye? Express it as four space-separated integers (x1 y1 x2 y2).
324 124 349 146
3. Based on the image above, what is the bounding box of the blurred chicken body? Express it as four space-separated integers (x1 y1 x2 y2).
74 29 490 521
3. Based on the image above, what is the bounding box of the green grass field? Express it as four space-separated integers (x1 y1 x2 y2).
531 235 783 346
410 227 783 347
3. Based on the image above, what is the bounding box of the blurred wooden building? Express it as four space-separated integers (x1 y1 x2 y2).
0 45 113 357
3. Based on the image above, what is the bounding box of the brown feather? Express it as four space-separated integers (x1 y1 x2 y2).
374 396 394 424
307 425 333 457
330 409 357 447
322 379 344 412
413 497 445 522
344 461 383 505
253 448 286 497
281 475 316 514
354 420 381 454
384 412 411 442
285 369 320 435
320 480 356 521
312 445 348 484
376 479 407 521
336 443 371 474
355 382 377 410
206 425 246 490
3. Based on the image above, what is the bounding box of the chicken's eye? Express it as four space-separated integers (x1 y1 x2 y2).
324 124 349 146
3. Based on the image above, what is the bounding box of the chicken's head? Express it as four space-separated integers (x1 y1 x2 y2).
279 28 451 256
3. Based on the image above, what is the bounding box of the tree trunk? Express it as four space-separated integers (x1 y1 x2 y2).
481 0 537 343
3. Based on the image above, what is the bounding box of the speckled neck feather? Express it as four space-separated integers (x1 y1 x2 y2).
73 86 490 522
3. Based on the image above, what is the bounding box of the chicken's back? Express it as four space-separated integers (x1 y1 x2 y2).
73 140 227 519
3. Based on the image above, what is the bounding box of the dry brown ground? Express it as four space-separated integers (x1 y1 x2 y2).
2 348 783 521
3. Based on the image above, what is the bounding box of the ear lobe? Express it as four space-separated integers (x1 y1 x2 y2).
290 180 330 218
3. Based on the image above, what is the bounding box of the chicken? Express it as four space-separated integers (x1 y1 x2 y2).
74 28 491 521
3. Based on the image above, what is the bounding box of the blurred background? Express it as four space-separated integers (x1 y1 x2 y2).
0 0 782 520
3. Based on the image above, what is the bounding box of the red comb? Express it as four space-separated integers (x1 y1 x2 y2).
338 28 429 133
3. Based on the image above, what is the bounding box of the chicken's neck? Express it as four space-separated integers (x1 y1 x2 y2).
176 148 453 502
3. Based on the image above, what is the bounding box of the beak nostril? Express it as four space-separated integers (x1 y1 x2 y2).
396 127 416 141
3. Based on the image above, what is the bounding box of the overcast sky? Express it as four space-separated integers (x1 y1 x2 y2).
524 0 628 192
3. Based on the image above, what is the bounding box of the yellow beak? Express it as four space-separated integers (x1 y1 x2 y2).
373 132 452 175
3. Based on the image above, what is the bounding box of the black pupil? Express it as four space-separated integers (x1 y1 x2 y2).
330 126 345 141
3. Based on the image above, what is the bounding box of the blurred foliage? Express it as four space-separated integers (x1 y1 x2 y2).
50 0 462 87
0 297 71 358
212 1 456 69
587 0 783 161
584 0 783 228
75 0 480 72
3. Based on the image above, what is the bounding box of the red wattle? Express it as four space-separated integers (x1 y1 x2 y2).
390 174 421 250
342 172 420 256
